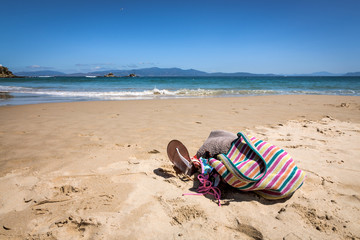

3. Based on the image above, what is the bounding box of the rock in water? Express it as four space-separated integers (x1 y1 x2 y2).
0 92 14 99
104 72 115 77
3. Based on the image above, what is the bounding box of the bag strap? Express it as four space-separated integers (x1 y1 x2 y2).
219 132 268 182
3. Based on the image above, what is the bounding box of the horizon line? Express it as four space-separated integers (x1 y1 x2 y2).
12 67 360 76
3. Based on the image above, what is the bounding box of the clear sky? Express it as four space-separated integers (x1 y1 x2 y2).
1 0 360 74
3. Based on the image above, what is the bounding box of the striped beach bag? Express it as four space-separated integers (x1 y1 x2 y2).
209 132 306 199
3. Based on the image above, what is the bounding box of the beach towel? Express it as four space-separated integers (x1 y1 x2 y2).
209 132 306 200
196 130 237 159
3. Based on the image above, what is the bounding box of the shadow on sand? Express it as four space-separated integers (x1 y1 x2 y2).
153 168 293 206
187 173 292 206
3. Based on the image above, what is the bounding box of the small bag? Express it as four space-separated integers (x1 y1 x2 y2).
209 132 306 200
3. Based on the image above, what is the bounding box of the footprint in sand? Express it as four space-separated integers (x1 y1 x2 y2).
157 196 207 226
171 205 207 225
57 184 83 196
226 218 264 240
53 215 101 238
33 208 50 215
338 103 350 108
277 203 340 234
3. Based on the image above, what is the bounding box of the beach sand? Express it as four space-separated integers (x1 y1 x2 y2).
0 95 359 240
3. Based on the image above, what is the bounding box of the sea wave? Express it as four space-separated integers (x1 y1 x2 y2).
1 85 359 101
0 86 35 91
293 89 359 95
0 86 280 98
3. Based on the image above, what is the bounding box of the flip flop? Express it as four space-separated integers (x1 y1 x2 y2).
167 140 196 176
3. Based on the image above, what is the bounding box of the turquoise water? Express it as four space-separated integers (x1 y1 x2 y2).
1 76 359 106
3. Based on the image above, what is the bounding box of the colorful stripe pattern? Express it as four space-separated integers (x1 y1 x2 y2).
209 132 306 200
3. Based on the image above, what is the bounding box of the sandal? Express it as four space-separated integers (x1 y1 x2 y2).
167 140 196 176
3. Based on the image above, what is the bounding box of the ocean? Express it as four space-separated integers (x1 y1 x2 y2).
1 76 359 106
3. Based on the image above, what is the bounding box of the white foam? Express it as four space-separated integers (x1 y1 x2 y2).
0 85 34 91
0 86 179 99
1 85 358 101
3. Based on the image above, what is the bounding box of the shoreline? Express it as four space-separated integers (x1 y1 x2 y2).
4 94 352 105
4 93 360 107
1 95 360 239
1 75 359 106
1 94 360 122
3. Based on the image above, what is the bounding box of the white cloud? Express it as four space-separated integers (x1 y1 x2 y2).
28 65 41 69
25 65 54 70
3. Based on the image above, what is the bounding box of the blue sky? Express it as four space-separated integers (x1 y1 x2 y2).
1 0 359 74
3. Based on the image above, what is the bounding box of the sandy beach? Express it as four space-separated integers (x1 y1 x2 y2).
0 95 359 240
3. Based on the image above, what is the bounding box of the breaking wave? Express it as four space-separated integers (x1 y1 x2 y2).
0 86 283 99
1 85 359 102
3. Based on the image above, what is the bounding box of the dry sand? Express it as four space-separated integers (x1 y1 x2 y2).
0 95 359 239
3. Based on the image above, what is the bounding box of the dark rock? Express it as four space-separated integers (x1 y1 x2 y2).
0 66 20 78
0 92 14 99
104 72 115 77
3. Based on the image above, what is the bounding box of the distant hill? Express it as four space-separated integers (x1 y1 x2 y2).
12 67 360 77
344 72 360 76
209 72 277 77
291 71 360 76
310 71 338 76
66 72 90 77
14 67 280 77
290 71 340 76
90 67 208 76
89 67 278 77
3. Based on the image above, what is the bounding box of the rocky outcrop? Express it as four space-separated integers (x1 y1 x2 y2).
0 66 18 78
0 92 14 99
104 73 138 78
104 72 115 77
